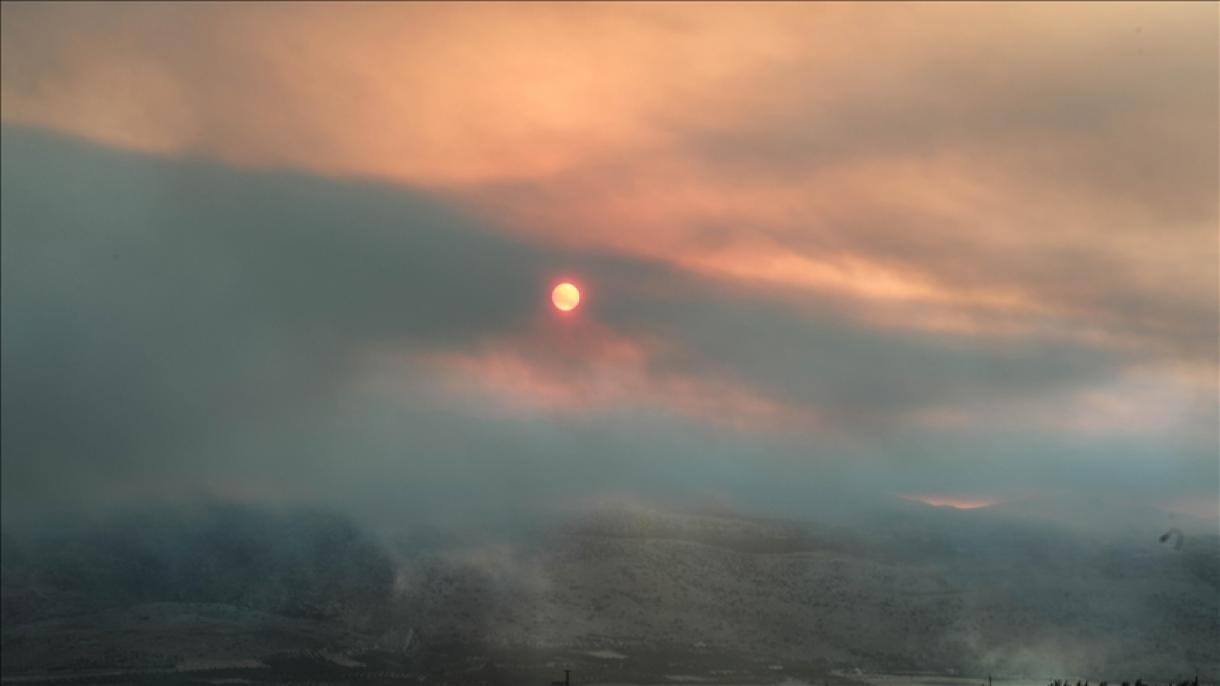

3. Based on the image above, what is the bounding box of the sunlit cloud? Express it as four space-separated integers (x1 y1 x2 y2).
358 324 817 434
901 494 1000 510
1 3 1215 523
2 3 1213 371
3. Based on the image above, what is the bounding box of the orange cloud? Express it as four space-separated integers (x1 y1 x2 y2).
355 319 817 434
3 2 1214 397
0 3 819 183
902 494 999 510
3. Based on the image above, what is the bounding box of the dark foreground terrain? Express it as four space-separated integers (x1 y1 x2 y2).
3 500 1217 684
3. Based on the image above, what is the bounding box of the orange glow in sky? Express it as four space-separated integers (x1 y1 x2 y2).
903 495 999 510
0 2 1214 522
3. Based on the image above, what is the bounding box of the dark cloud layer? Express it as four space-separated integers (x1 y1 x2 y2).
2 126 1215 530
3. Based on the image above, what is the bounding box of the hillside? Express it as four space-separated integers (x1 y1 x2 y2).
2 502 1216 683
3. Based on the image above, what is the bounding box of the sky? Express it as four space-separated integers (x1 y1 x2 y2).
1 2 1216 530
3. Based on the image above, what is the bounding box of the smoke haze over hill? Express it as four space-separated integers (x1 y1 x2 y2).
2 3 1217 681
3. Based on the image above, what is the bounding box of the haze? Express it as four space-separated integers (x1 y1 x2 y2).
1 2 1217 681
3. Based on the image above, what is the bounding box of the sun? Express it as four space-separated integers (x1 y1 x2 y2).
551 282 581 312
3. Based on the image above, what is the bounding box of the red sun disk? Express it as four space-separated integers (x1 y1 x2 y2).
552 282 581 311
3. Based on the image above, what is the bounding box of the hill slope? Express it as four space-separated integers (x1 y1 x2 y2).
2 502 1216 682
